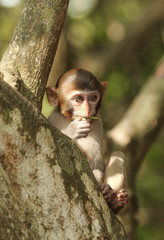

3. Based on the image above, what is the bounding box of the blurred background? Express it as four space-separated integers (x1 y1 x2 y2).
0 0 163 239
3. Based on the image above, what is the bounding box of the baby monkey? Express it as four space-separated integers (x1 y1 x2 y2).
46 68 128 213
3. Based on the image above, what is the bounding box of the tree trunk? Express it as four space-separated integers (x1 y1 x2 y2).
0 77 127 239
0 0 69 110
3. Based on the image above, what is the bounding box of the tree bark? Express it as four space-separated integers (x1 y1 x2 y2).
0 0 69 110
0 77 127 239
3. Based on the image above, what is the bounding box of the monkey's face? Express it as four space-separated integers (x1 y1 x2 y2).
66 90 100 121
46 69 108 121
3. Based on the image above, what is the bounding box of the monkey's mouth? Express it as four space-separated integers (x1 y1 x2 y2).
75 116 98 120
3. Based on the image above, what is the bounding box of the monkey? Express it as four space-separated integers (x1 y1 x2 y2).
46 68 128 213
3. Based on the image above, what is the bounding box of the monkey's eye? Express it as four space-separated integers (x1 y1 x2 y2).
89 95 98 101
74 96 84 103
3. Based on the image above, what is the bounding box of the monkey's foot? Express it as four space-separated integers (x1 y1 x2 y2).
100 184 128 213
100 184 117 207
109 189 128 213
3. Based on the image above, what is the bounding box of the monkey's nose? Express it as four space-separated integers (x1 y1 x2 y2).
80 101 90 117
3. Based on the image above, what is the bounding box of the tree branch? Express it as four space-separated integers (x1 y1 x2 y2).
0 0 69 110
107 56 164 164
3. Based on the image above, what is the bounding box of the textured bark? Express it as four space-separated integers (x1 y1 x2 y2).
0 0 69 110
0 78 127 240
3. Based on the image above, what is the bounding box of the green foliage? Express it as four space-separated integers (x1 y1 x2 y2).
136 224 164 240
42 94 53 118
105 72 129 101
136 136 164 239
0 4 23 58
137 138 164 205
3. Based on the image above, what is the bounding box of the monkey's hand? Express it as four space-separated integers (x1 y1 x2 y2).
62 118 91 140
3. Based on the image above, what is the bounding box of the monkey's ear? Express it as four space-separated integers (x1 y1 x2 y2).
46 87 59 107
101 81 108 96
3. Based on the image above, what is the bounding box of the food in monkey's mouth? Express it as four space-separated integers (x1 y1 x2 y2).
75 116 98 120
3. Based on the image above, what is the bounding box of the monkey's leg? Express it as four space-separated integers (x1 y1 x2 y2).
103 151 128 213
